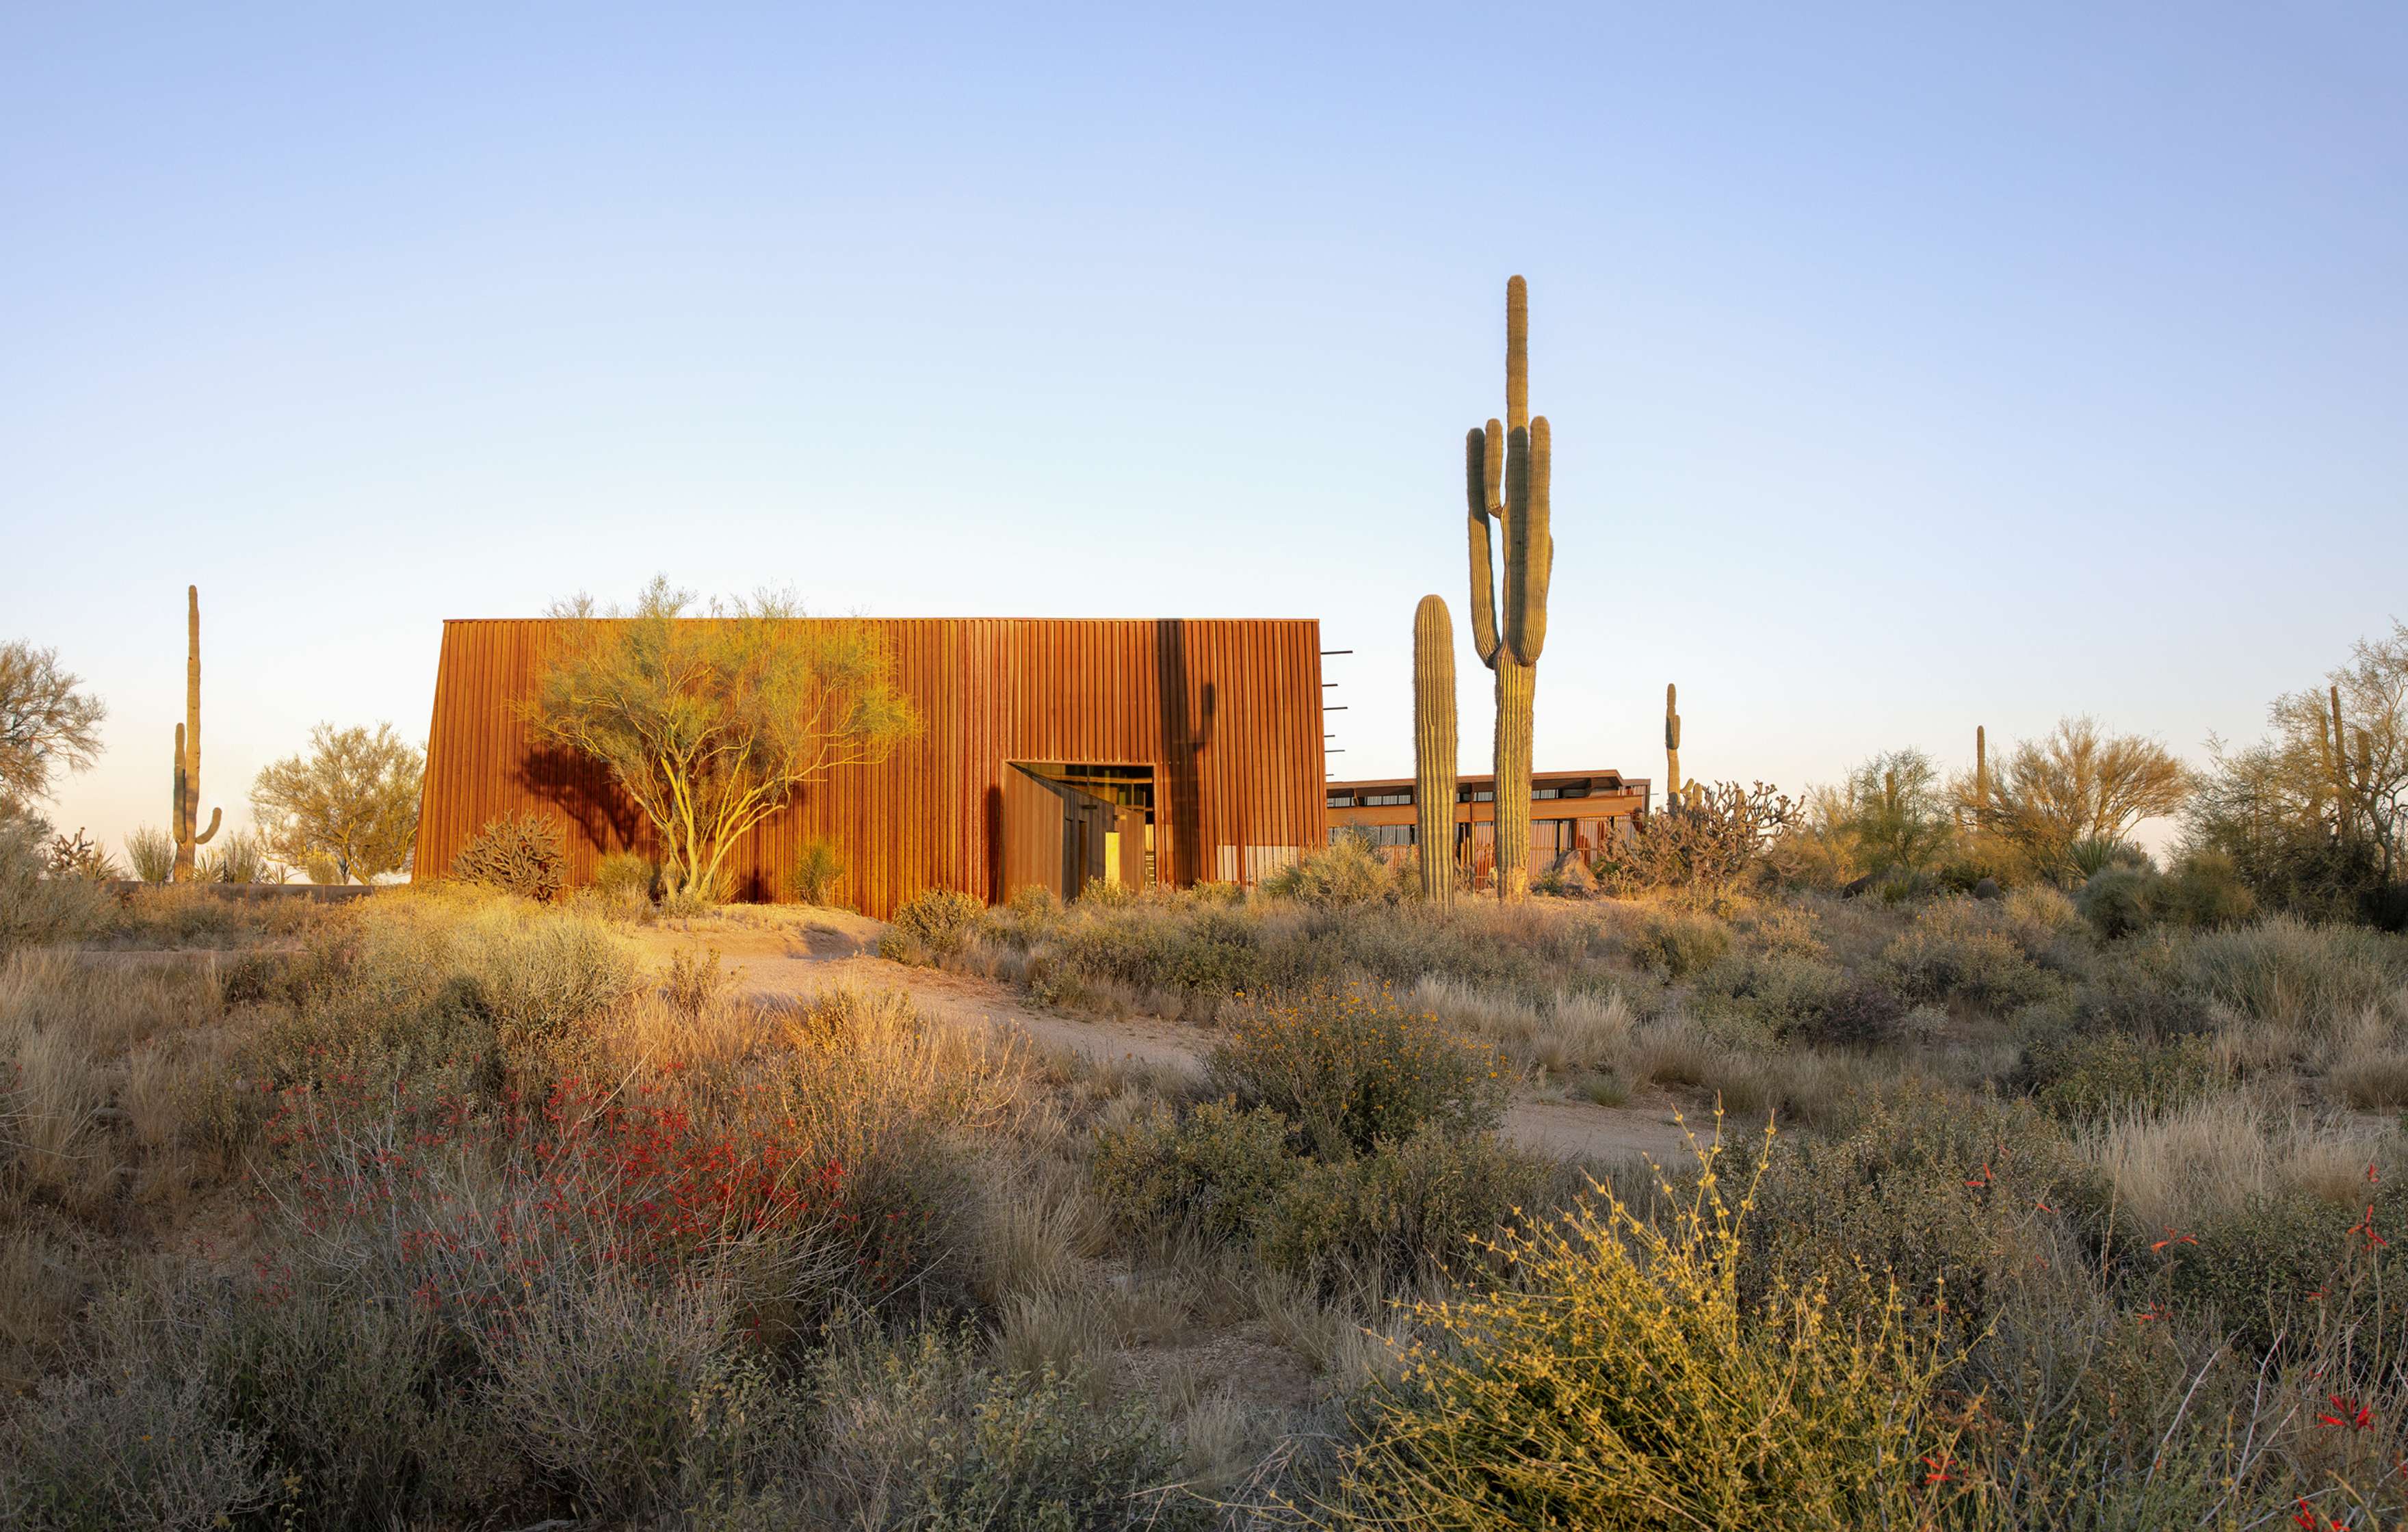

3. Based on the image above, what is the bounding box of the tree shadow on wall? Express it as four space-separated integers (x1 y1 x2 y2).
516 745 645 857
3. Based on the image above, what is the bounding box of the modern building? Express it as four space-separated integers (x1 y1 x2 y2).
1324 768 1650 884
413 616 1327 919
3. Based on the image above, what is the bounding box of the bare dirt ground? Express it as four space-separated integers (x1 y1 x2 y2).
633 910 1703 1165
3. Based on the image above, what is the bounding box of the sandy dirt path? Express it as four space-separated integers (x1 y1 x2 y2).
635 914 1703 1165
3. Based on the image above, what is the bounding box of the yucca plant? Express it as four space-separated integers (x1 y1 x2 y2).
122 825 176 883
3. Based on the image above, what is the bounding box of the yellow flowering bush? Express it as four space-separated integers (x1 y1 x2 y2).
1205 983 1508 1156
1339 1129 1969 1530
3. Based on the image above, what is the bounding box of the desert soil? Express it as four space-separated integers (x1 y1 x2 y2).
633 910 1705 1165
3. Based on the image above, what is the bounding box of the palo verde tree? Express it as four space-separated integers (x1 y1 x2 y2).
523 577 919 903
1986 716 2190 877
250 723 425 884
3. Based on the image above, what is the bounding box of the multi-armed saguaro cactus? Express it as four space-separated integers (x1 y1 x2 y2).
1464 276 1553 899
1413 594 1458 907
172 585 221 881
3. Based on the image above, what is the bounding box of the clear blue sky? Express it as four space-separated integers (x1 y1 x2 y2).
6 4 2403 858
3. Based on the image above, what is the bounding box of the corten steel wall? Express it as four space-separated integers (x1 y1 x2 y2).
413 618 1325 919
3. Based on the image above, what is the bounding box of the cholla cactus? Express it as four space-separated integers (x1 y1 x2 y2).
1464 276 1554 898
172 585 220 880
1413 595 1458 907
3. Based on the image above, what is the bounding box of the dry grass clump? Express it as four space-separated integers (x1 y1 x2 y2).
2325 1008 2408 1109
1409 975 1634 1077
2073 1093 2385 1234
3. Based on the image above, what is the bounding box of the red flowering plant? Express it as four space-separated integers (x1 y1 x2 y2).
252 1070 919 1345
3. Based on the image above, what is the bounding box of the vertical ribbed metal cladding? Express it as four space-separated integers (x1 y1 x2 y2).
411 616 1324 919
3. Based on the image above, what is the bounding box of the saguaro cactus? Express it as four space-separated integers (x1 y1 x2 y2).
1664 683 1683 813
1974 724 1989 827
1464 275 1554 899
172 585 220 880
1413 595 1458 907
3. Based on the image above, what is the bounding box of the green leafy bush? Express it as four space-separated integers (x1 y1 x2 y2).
807 1326 1199 1531
2077 864 2162 939
1878 901 2059 1012
450 812 569 902
2017 1029 2223 1120
1629 907 1731 979
594 851 657 904
885 886 984 958
1261 834 1402 908
1089 1098 1300 1245
2160 849 2255 928
1751 1087 2107 1328
786 837 844 906
1205 983 1507 1157
1257 1128 1544 1286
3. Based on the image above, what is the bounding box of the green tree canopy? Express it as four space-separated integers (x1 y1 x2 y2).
521 577 919 903
0 640 106 817
250 722 424 884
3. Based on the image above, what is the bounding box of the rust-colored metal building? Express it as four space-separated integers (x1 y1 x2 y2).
413 617 1326 919
1324 767 1649 886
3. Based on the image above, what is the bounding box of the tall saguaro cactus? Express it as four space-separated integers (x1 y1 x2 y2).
1413 595 1458 907
1664 684 1684 812
172 585 221 880
1464 275 1554 899
1974 725 1989 827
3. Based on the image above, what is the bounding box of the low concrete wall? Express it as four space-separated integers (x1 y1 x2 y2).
107 882 384 903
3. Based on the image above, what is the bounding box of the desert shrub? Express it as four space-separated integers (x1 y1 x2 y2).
1261 834 1400 908
0 817 111 953
1878 899 2059 1012
2161 849 2256 928
451 811 570 902
483 1276 733 1520
787 837 845 906
2151 1178 2408 1353
1257 1128 1545 1287
172 1275 521 1526
885 886 983 958
594 851 657 904
1690 947 1848 1044
1752 1087 2107 1328
1089 1098 1299 1245
0 1366 274 1532
806 1325 1199 1531
2077 862 2162 939
1796 975 1911 1051
1205 984 1507 1156
2180 915 2403 1038
662 945 735 1022
122 825 176 884
2017 1029 2224 1121
1628 906 1731 979
1339 1137 1965 1530
2071 932 2218 1040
